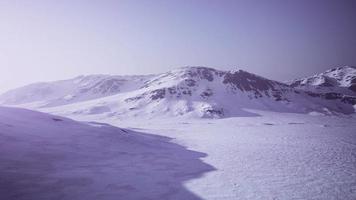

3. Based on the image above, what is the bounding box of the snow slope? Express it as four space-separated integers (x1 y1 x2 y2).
1 107 355 200
1 66 355 119
0 106 214 200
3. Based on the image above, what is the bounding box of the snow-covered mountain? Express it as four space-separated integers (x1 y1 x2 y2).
289 66 356 96
1 66 355 119
0 74 153 107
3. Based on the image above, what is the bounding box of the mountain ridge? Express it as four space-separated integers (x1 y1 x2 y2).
289 66 356 95
1 66 355 118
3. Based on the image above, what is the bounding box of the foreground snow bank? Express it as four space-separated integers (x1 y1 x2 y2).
0 106 214 200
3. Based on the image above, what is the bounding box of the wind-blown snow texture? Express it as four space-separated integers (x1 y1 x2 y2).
117 111 356 200
1 66 355 119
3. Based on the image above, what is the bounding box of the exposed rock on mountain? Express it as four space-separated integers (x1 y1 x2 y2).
289 66 356 95
1 66 355 119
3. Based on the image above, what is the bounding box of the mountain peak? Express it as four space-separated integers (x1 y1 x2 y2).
1 66 356 118
178 66 217 71
289 66 356 95
324 65 356 74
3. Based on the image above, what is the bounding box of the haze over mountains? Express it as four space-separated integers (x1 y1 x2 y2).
1 66 355 119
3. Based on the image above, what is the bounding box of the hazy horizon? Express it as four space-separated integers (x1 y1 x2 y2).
1 0 356 92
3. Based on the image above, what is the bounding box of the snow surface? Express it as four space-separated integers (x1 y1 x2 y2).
110 111 356 200
0 106 214 200
3 106 354 199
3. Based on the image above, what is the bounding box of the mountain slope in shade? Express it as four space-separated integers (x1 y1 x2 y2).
0 66 355 119
289 66 356 96
0 106 213 200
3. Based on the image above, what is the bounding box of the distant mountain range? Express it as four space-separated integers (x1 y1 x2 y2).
1 66 355 118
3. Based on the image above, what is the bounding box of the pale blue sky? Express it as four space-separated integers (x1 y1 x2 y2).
0 0 355 92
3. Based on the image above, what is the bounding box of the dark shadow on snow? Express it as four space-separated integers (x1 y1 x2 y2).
0 119 215 200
